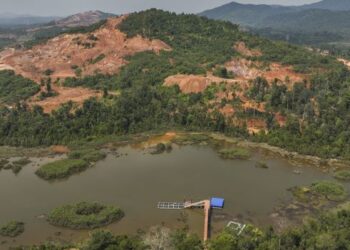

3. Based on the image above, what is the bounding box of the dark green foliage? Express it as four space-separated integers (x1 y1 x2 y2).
35 159 89 180
252 66 350 159
0 70 40 104
247 77 269 102
84 230 147 250
213 67 234 79
63 74 118 90
89 54 106 64
243 37 339 73
44 69 54 76
119 9 241 68
13 243 69 250
310 181 347 201
149 143 172 154
209 206 350 250
38 78 58 100
0 82 237 147
0 221 24 237
171 229 203 250
47 202 124 229
0 9 349 162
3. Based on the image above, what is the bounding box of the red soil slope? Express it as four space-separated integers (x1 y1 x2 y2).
0 16 171 112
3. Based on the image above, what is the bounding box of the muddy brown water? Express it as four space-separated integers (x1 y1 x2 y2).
0 144 348 248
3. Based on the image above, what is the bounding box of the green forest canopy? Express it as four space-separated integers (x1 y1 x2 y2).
0 10 350 160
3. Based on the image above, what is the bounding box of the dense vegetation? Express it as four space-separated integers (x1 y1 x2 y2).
310 181 348 201
252 66 350 159
47 202 124 229
35 159 89 180
0 70 40 104
291 180 348 205
16 203 350 249
0 9 350 161
0 84 237 146
14 230 147 250
209 205 350 250
0 221 24 237
63 74 118 90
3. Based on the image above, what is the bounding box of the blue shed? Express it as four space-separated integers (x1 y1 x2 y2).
210 197 224 208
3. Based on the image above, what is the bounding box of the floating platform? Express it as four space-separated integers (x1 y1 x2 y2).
157 202 184 209
210 197 225 208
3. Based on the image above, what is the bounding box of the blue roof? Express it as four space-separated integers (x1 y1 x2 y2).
211 197 224 208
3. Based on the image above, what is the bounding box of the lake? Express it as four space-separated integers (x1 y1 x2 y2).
0 141 346 247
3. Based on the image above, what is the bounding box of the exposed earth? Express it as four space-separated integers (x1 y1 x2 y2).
164 42 306 133
0 17 306 133
0 16 171 112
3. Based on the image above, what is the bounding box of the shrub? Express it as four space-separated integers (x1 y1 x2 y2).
218 147 251 160
311 181 347 201
48 202 124 229
89 54 106 64
0 221 24 237
68 149 106 162
11 164 23 174
255 161 269 169
0 70 40 104
35 159 89 180
13 158 31 167
84 230 147 250
171 229 203 250
334 170 350 181
0 158 9 169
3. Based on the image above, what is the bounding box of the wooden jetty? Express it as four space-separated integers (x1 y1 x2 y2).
158 199 211 241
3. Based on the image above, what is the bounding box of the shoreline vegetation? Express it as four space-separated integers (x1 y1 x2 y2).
0 131 349 249
0 157 31 174
9 202 350 249
0 131 349 172
0 221 24 237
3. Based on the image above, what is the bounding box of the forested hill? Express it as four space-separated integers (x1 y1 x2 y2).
301 0 350 11
199 0 350 46
0 9 350 160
